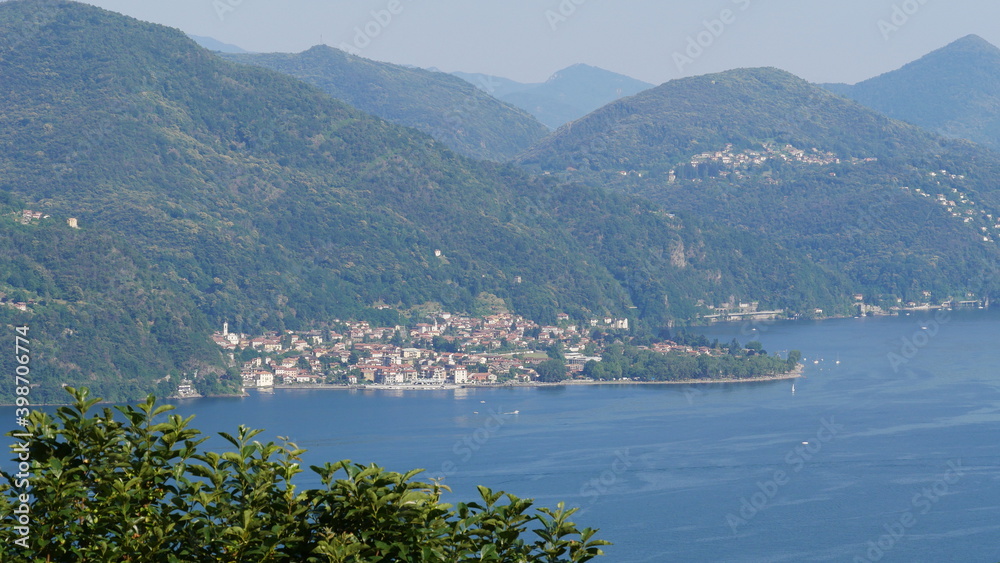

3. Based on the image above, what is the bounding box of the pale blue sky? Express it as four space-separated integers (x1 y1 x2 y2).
73 0 1000 85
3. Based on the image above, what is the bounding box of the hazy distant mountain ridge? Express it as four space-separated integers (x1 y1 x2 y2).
189 34 250 54
519 67 1000 306
519 67 944 170
454 64 654 129
824 35 1000 151
223 46 550 161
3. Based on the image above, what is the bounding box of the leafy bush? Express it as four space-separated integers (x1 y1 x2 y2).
0 387 608 562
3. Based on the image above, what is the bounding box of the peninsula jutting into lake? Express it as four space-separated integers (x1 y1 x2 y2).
206 309 801 397
4 1 1000 560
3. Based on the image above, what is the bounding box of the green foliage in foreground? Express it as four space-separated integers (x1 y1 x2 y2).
0 388 608 562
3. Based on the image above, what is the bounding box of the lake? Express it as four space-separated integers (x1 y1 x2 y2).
8 310 1000 561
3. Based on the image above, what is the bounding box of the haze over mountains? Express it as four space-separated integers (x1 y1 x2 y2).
824 34 1000 151
188 32 1000 167
2 0 1000 402
519 66 1000 307
454 64 654 129
202 37 654 155
221 46 550 161
189 34 250 54
0 0 767 401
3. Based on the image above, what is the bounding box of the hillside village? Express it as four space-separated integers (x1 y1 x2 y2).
209 312 721 390
666 142 879 182
910 172 1000 243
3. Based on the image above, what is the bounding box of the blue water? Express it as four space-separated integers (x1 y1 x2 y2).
6 311 1000 561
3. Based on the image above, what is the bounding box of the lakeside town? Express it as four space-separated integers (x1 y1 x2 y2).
203 311 732 395
192 292 989 399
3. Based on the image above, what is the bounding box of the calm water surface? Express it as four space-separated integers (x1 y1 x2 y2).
10 311 1000 561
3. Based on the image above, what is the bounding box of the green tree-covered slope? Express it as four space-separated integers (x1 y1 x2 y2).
0 0 805 401
0 195 224 405
518 67 1000 307
223 46 550 162
0 0 627 326
824 35 1000 152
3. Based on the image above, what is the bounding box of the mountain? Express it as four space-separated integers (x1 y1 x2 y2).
454 64 654 129
188 34 250 54
824 35 1000 151
7 1 996 406
0 193 223 403
222 46 549 161
0 0 786 401
518 67 1000 307
452 72 538 99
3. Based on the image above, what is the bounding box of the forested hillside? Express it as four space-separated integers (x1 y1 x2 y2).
6 2 996 402
824 35 1000 152
518 67 1000 307
0 195 223 404
223 46 550 161
0 0 792 401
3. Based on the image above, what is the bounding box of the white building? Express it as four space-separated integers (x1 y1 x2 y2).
451 367 468 384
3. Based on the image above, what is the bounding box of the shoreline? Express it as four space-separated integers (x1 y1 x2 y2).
696 303 990 326
541 365 804 386
0 367 805 407
266 364 804 392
